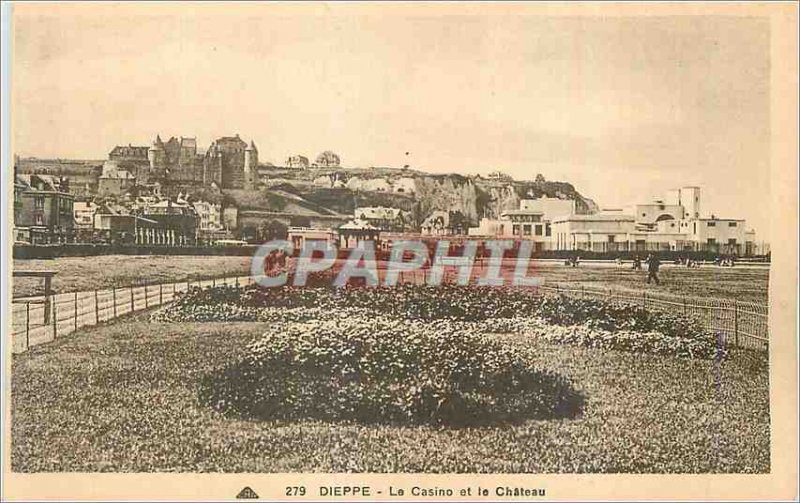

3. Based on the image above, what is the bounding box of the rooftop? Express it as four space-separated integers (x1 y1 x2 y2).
552 214 636 223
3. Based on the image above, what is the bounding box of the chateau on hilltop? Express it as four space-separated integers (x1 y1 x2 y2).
108 134 259 190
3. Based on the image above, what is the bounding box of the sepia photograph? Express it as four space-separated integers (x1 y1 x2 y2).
1 2 797 501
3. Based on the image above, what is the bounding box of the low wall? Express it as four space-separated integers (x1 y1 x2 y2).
14 243 771 262
13 244 259 259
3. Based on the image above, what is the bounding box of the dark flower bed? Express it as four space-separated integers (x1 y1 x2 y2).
199 316 584 426
154 284 710 346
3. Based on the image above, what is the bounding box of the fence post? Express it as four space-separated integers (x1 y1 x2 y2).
52 302 57 340
235 276 239 289
144 285 149 308
94 290 99 324
173 282 176 298
642 291 647 308
130 287 134 313
213 277 216 288
74 291 78 330
683 296 687 315
26 302 30 350
734 301 739 348
581 285 585 299
112 288 117 317
43 274 52 325
159 283 163 305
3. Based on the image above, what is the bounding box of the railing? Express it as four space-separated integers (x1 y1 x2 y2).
10 270 768 354
10 275 254 354
535 283 768 351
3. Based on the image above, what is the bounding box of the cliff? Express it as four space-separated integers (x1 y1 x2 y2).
224 166 598 226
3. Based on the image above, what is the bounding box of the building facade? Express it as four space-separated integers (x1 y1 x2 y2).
14 174 75 244
97 160 136 197
355 207 412 232
466 187 758 255
141 199 199 245
286 155 310 169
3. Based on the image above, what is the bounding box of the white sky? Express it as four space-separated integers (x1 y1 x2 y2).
12 6 771 239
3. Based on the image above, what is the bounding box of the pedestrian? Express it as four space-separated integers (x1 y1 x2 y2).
646 253 661 285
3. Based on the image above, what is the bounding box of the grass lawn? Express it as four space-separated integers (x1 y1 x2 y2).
12 255 253 297
13 255 769 304
11 313 769 473
526 263 769 304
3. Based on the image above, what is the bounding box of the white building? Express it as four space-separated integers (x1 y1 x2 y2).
468 186 757 255
73 201 99 229
552 186 754 255
192 200 222 231
467 195 575 250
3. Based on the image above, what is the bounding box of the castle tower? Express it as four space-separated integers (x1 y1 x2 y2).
244 141 258 189
148 135 165 171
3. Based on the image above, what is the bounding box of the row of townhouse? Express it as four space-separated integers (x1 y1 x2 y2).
13 173 228 247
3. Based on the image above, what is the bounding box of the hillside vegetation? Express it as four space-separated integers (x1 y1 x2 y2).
227 165 598 225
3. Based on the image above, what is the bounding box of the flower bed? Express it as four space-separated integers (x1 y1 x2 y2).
153 284 717 358
199 314 583 426
153 283 722 425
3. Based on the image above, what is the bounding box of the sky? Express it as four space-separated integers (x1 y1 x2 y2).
12 5 771 239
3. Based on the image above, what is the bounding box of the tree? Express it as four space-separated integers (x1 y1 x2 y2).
535 173 546 183
259 220 288 241
289 216 311 228
315 151 341 167
448 210 469 235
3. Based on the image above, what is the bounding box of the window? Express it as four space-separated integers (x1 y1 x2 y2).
693 222 697 234
608 235 616 243
545 224 551 237
642 213 646 217
34 196 44 209
728 238 737 245
707 221 716 227
534 225 542 236
707 238 716 245
512 225 520 236
35 214 43 225
728 222 737 227
523 225 531 236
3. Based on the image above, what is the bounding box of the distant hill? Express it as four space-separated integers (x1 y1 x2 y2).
222 165 598 226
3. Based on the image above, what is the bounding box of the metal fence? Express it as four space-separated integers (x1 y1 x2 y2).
11 271 768 354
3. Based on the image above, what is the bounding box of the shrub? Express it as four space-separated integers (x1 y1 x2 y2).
199 315 583 426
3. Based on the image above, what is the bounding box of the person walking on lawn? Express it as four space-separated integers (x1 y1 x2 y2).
646 253 661 285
